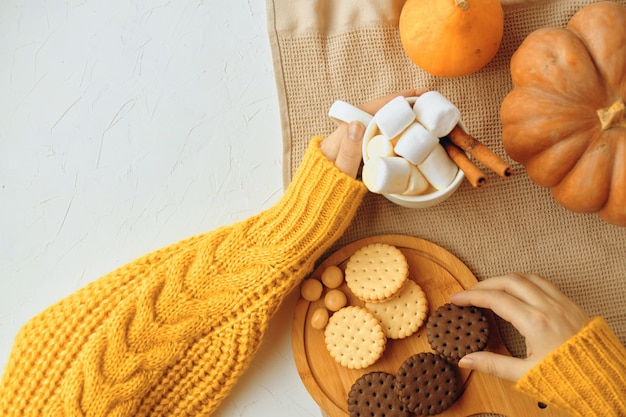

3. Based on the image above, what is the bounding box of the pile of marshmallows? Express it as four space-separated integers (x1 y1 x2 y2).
329 91 461 196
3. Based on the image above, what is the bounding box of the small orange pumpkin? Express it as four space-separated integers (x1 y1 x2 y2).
399 0 504 78
500 1 626 227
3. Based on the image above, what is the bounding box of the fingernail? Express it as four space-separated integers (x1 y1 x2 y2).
348 121 364 141
458 356 473 368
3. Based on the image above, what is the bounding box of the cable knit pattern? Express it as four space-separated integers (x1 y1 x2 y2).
516 317 626 417
0 136 367 417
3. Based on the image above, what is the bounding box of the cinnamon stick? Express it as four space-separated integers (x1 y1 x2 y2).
442 140 487 188
448 126 512 178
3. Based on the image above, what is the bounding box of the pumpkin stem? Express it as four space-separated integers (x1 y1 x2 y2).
597 99 625 130
455 0 470 10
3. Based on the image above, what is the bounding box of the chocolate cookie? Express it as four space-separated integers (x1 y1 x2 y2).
395 352 459 415
427 303 489 362
348 371 411 417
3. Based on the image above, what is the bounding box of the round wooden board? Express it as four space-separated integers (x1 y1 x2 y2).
292 234 570 417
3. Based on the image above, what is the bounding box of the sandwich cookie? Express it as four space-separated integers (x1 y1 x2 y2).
324 305 386 369
344 243 409 303
427 303 490 363
365 280 429 339
348 372 411 417
395 352 460 415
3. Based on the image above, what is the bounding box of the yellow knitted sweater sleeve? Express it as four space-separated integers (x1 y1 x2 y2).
0 136 368 417
515 317 626 417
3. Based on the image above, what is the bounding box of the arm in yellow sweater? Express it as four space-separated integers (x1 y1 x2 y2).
0 136 367 417
451 273 626 417
516 317 626 417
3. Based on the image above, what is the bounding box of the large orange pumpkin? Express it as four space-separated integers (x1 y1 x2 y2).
500 1 626 227
399 0 504 78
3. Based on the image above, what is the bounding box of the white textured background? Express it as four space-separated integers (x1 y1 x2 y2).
0 0 320 415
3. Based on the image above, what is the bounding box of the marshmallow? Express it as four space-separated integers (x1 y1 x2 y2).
393 122 440 165
402 165 430 196
374 96 416 139
366 134 395 159
417 144 459 190
328 100 373 126
362 156 411 195
412 91 461 138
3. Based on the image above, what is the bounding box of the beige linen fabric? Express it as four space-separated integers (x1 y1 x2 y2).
266 0 626 388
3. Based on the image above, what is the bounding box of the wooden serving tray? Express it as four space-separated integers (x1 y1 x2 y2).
292 234 568 417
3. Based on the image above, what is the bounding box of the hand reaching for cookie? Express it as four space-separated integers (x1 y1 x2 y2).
449 272 590 382
320 89 424 178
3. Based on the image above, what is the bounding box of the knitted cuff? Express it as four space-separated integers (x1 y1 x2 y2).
211 135 368 319
242 136 368 284
515 317 626 417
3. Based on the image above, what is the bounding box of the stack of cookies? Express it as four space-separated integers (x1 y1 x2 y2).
344 302 490 416
345 303 489 416
321 243 430 369
298 242 491 415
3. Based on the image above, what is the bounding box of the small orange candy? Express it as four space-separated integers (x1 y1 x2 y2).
324 289 348 312
300 279 323 302
321 265 344 289
310 308 330 330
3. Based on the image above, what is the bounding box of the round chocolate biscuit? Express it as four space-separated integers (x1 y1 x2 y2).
348 371 411 417
426 303 490 362
395 352 459 416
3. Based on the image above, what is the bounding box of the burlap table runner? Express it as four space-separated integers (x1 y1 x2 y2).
266 0 626 405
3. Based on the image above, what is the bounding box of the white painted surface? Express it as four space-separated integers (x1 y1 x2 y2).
0 0 320 415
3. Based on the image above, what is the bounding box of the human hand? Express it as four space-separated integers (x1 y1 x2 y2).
320 88 425 178
449 272 590 382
